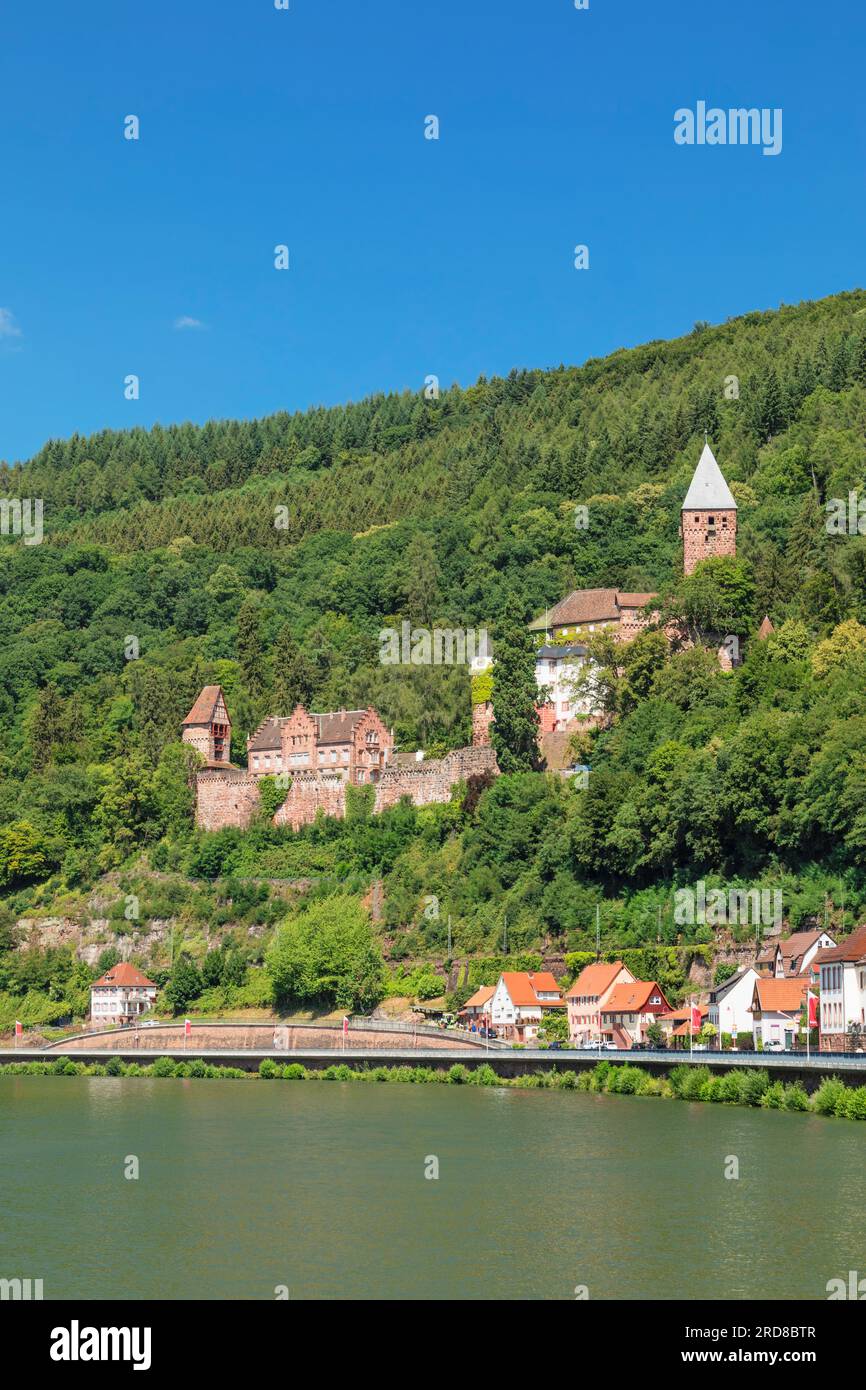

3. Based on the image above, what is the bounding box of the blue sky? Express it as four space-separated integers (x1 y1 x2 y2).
1 0 864 463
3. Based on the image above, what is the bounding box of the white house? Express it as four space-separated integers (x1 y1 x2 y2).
533 644 598 728
757 929 836 979
818 924 866 1052
749 977 808 1051
489 971 565 1043
90 963 158 1026
708 966 759 1042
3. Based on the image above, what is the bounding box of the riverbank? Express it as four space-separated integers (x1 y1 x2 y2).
3 1055 866 1121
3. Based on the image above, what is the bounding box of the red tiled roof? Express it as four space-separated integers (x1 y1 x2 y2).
753 978 808 1013
312 710 369 744
616 592 658 609
462 986 495 1010
182 685 226 726
601 981 668 1014
565 961 626 1000
530 588 621 629
500 972 543 1007
529 971 561 995
92 963 157 990
816 924 866 965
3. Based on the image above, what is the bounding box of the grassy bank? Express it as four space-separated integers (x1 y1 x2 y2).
3 1056 866 1121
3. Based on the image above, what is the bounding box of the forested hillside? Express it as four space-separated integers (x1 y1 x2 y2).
3 289 866 1024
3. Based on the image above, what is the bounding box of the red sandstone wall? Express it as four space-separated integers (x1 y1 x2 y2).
472 701 494 747
54 1024 477 1053
273 772 347 830
196 768 260 831
681 509 737 575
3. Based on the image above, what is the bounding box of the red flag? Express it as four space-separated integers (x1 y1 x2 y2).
808 992 818 1028
14 1020 22 1037
342 1016 349 1036
690 1005 701 1032
184 1019 191 1037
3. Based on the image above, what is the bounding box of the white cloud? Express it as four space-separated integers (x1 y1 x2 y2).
174 315 205 330
0 308 21 338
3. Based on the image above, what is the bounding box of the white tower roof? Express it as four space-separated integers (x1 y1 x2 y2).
682 443 737 511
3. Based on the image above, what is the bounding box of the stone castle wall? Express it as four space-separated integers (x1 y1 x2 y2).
273 771 347 831
373 746 498 812
195 745 499 831
195 767 262 832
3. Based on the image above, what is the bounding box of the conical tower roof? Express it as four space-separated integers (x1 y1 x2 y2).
682 443 737 511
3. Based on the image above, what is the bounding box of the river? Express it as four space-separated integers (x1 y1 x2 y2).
1 1076 862 1300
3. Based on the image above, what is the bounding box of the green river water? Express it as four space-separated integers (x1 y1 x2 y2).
1 1076 863 1300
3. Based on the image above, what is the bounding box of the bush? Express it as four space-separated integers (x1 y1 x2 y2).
813 1076 847 1116
740 1069 770 1106
840 1085 866 1120
447 1064 470 1085
151 1056 177 1078
259 1058 278 1079
105 1055 123 1076
761 1081 785 1109
784 1083 810 1112
471 1064 499 1087
282 1063 307 1080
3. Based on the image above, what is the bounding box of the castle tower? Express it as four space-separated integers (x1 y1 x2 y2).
182 685 232 765
680 443 737 575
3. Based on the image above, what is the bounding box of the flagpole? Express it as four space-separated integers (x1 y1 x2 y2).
690 995 693 1060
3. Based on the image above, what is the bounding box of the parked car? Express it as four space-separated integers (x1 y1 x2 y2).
763 1039 785 1052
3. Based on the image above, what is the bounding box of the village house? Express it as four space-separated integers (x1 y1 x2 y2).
90 963 158 1026
460 985 495 1026
565 960 635 1044
708 966 759 1042
489 971 566 1043
658 1003 709 1048
599 980 672 1048
755 929 836 979
528 589 659 644
817 924 866 1052
749 977 809 1052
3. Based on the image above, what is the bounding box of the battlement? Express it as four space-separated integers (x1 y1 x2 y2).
194 744 499 832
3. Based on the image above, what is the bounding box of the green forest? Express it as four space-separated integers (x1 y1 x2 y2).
3 288 866 1025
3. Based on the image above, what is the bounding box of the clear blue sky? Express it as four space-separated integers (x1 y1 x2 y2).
1 0 863 463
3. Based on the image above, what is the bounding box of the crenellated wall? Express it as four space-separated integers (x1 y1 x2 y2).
195 767 262 831
194 745 499 831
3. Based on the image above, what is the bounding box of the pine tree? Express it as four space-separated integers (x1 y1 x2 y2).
491 597 540 774
404 533 441 626
30 683 65 771
237 598 264 696
271 623 314 713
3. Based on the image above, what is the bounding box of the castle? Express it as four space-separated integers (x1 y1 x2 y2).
184 444 744 825
475 442 745 753
183 688 497 832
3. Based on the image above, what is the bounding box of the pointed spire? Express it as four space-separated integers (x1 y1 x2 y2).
757 615 775 639
682 443 737 511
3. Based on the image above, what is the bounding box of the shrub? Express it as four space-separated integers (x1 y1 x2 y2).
841 1086 866 1120
152 1056 177 1078
783 1083 810 1112
446 1064 470 1085
813 1076 847 1116
259 1058 278 1079
282 1063 307 1080
105 1055 123 1076
472 1064 499 1087
740 1069 770 1106
761 1081 785 1109
188 1058 206 1078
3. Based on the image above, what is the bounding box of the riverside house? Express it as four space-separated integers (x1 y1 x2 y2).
90 963 158 1026
565 961 635 1044
489 972 566 1043
599 981 671 1048
708 966 759 1042
818 924 866 1052
749 977 809 1052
